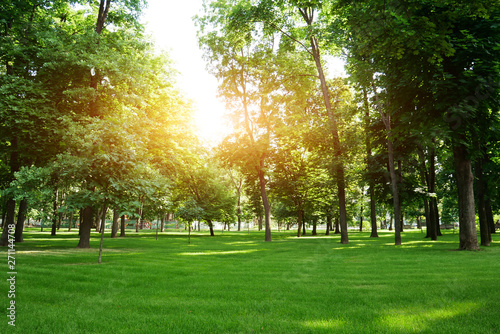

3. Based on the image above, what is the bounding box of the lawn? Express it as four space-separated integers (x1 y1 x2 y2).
1 228 500 333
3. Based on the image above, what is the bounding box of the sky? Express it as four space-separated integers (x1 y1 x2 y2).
142 0 227 144
141 0 346 144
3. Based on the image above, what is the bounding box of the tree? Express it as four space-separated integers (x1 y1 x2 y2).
197 2 290 241
176 199 205 244
177 153 237 237
334 0 500 249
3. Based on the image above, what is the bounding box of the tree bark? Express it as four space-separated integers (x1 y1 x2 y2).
51 187 59 236
423 198 430 238
1 204 6 229
325 215 331 235
57 212 63 231
453 144 479 250
79 209 83 234
95 207 101 232
475 159 491 246
364 88 378 238
77 206 94 248
387 137 401 245
297 209 303 237
207 219 215 236
230 172 243 232
160 215 165 232
188 222 191 244
120 215 126 237
428 197 438 240
14 198 28 243
258 167 272 242
98 201 107 263
359 205 363 232
135 204 142 232
68 212 73 232
334 217 340 234
486 199 495 235
0 199 16 246
95 0 111 34
434 199 442 236
428 147 438 239
111 209 119 238
375 99 400 244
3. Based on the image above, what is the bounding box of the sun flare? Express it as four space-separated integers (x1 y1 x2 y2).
194 99 233 144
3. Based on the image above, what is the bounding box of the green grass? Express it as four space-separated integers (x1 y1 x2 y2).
1 228 500 333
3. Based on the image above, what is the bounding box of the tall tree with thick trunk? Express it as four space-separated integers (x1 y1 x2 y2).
453 144 479 250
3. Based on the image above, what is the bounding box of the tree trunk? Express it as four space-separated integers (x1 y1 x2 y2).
51 187 59 236
68 212 74 232
429 146 442 237
359 205 363 232
428 198 437 240
135 205 142 232
161 215 165 232
14 198 28 243
0 199 16 246
95 207 101 232
418 145 438 239
1 203 6 229
0 135 19 245
301 9 348 245
297 210 303 237
475 159 491 246
334 217 340 234
364 88 378 238
387 137 401 245
98 205 107 232
79 209 83 234
236 184 242 231
453 144 479 250
98 201 107 263
188 222 191 244
95 0 111 33
423 198 430 238
369 185 378 237
206 219 214 236
111 209 119 238
434 199 442 236
120 215 126 237
258 167 272 242
325 215 331 235
77 206 93 248
312 221 317 236
418 145 437 240
302 213 306 236
57 212 63 230
486 199 495 235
